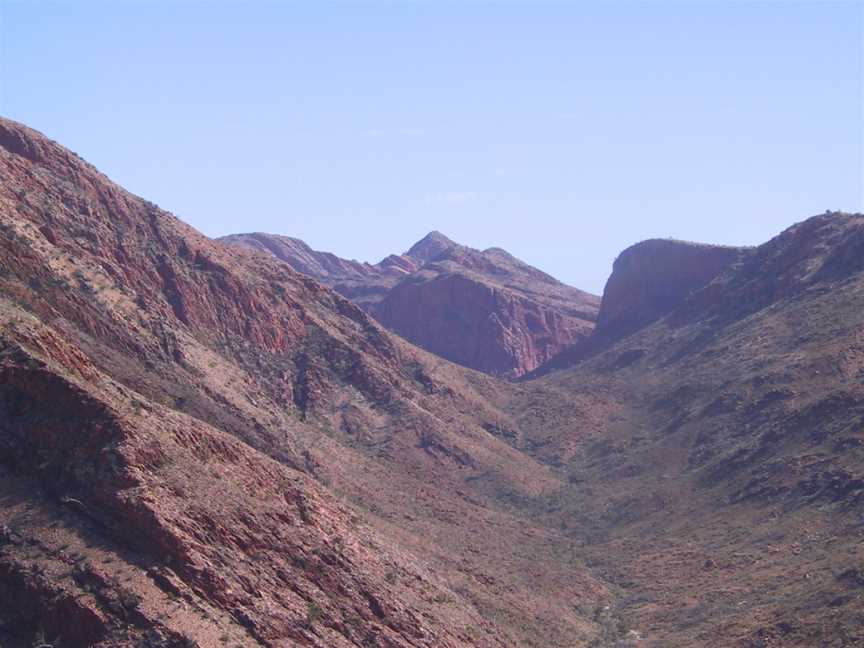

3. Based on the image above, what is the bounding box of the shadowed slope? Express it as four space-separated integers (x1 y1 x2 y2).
497 212 864 646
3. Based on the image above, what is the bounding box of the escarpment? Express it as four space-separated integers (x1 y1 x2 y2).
593 238 748 343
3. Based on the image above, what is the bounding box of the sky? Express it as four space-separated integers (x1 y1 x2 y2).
1 1 862 294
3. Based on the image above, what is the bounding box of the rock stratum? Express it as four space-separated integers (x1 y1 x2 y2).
220 232 599 378
1 117 863 647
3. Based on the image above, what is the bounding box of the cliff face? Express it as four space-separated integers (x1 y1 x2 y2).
372 245 598 378
591 214 864 347
221 231 599 378
524 238 747 377
594 238 748 343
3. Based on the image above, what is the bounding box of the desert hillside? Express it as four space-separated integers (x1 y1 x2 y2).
1 118 862 647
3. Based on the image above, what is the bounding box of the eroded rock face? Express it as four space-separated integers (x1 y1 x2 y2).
532 215 864 379
593 239 747 343
526 239 748 377
374 270 595 378
0 335 501 648
221 232 600 378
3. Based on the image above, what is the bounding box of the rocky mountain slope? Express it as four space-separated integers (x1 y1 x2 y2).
2 116 863 647
220 232 599 378
0 118 606 647
217 232 414 308
497 212 864 645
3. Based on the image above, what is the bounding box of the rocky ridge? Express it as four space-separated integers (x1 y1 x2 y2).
528 238 750 376
221 231 599 378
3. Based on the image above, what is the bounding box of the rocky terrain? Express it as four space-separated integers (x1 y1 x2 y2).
592 238 748 344
500 212 864 645
220 232 599 378
216 232 415 308
0 118 606 647
1 117 863 647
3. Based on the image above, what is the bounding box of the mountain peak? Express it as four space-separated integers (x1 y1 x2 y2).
405 230 457 263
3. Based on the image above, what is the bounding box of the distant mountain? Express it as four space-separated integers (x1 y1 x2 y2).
220 231 600 378
403 230 456 263
218 232 419 307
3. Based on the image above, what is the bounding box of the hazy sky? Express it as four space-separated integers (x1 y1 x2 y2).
2 1 861 293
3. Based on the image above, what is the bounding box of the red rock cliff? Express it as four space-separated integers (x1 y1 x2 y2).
594 238 747 343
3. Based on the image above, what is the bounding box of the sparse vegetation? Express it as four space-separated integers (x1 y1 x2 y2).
306 601 323 626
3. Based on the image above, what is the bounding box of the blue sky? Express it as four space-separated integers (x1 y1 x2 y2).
1 1 861 293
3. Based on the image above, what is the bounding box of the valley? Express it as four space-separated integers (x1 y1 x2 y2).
0 117 862 647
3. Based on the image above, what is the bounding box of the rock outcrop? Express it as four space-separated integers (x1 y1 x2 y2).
527 238 747 376
594 238 748 343
373 245 598 378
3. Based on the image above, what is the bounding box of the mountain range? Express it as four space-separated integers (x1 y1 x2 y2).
1 117 863 647
219 231 599 379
